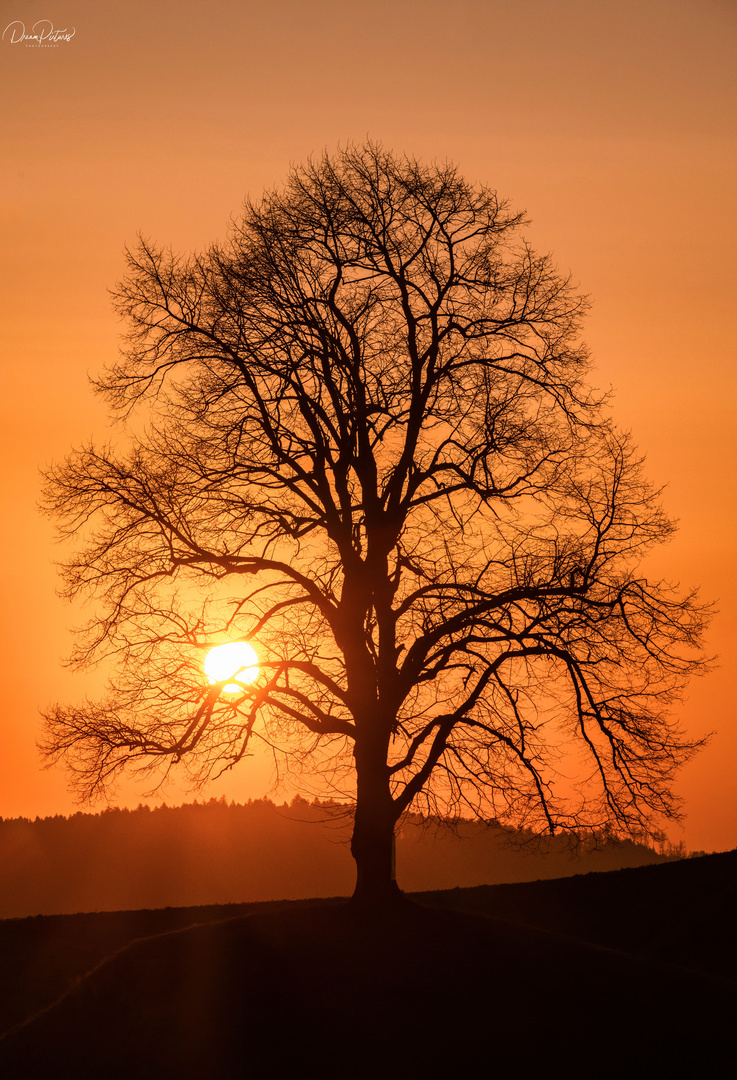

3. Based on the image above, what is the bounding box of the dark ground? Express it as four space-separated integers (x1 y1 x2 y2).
0 849 734 1078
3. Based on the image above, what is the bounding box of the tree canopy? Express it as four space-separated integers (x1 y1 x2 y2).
42 144 710 902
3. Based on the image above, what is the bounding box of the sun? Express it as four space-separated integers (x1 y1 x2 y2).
204 641 259 694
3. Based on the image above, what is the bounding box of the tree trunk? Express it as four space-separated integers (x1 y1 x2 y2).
350 739 403 907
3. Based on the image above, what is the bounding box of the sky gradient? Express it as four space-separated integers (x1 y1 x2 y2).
1 0 735 851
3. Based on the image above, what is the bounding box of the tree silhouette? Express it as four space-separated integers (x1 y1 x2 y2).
42 144 710 904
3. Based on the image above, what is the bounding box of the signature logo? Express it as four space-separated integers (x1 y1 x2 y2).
3 20 76 46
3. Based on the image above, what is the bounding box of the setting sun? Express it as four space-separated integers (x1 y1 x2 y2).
204 642 259 694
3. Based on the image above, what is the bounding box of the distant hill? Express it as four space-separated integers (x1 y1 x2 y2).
0 796 679 918
0 851 734 1078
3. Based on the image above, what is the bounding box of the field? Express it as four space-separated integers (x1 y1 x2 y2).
0 850 734 1078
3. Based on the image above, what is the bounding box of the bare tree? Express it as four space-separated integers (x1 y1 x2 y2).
42 144 710 904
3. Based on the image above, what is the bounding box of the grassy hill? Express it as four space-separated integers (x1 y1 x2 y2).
0 849 734 1078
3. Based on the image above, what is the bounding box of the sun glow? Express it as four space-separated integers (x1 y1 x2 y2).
204 641 259 694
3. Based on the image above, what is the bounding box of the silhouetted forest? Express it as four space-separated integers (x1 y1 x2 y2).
0 797 683 918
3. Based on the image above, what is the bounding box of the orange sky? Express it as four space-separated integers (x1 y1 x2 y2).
1 0 735 852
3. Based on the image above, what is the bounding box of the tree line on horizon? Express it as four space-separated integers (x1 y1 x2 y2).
0 796 687 921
